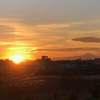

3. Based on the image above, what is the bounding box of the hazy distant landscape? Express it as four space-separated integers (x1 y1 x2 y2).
53 53 100 60
0 57 100 100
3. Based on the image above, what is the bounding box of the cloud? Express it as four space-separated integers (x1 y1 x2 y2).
0 18 100 55
30 47 100 52
0 25 14 33
35 24 70 30
72 37 100 43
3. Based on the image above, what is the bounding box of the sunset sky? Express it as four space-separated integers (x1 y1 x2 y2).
0 0 100 60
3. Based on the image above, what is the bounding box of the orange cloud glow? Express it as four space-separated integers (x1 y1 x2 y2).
0 18 100 59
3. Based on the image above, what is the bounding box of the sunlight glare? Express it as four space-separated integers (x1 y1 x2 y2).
10 55 24 64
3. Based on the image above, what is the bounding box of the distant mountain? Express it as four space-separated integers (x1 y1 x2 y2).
79 53 98 60
53 53 100 60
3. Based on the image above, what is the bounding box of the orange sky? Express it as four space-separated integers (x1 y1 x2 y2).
0 0 100 60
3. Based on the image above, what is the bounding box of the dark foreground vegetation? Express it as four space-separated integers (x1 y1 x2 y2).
1 74 100 100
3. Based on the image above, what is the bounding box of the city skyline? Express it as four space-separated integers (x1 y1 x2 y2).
0 0 100 60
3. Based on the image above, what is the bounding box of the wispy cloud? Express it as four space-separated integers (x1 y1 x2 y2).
30 47 100 52
0 18 100 58
72 37 100 43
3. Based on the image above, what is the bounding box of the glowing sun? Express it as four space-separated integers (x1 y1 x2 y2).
10 55 24 64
